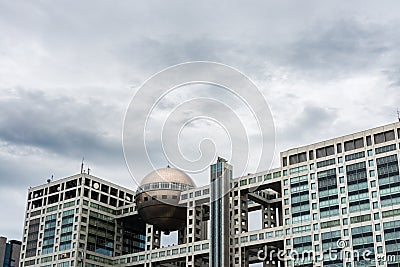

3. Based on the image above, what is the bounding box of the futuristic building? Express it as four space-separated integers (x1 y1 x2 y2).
135 167 196 232
19 122 400 267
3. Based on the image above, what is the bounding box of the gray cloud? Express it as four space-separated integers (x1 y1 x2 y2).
0 89 123 162
1 1 400 242
283 20 398 78
276 105 338 150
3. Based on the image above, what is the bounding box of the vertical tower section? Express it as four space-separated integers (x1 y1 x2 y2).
210 157 232 267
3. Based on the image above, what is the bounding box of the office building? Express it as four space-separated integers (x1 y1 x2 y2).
0 236 21 267
19 122 400 267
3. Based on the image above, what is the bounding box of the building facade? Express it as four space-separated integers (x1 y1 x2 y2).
0 236 21 267
19 122 400 267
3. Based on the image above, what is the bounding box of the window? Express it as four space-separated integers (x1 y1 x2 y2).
344 229 349 236
283 157 288 167
289 152 307 165
321 220 340 229
344 138 364 151
317 158 335 168
350 214 371 224
374 130 395 144
345 151 365 161
314 234 319 241
367 149 373 156
337 143 342 153
289 166 307 174
273 171 281 178
375 144 396 154
316 145 335 158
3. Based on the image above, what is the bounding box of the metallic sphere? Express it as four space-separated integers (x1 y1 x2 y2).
135 167 196 231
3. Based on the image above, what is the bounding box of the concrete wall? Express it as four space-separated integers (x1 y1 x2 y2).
0 236 7 267
10 241 22 267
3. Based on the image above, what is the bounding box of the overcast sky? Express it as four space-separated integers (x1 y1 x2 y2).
1 1 400 241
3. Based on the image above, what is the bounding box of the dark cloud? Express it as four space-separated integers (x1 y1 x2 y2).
0 89 123 163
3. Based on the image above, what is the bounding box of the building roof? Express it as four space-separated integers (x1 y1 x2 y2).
141 167 196 187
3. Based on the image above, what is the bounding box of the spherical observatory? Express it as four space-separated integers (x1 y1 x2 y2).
135 167 196 232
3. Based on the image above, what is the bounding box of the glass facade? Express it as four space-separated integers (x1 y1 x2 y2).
282 126 400 267
317 169 339 218
43 214 56 254
377 155 400 207
290 175 310 224
346 162 370 213
384 220 400 266
60 210 74 251
87 211 115 256
210 162 223 267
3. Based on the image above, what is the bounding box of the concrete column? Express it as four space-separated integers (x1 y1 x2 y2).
178 228 186 245
0 236 7 267
263 204 277 228
145 224 160 251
